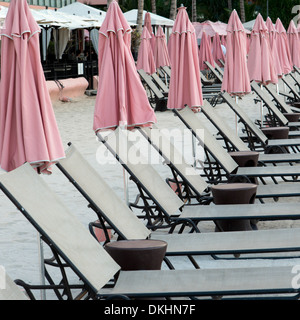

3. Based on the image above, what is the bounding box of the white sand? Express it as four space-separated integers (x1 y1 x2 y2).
0 89 300 300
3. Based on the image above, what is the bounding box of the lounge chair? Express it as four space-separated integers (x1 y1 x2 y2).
200 72 215 86
264 83 300 114
221 92 300 153
150 71 169 94
56 143 300 265
137 122 300 200
213 62 224 77
204 61 223 83
0 163 119 300
199 71 222 88
4 163 300 300
104 266 300 299
157 67 169 83
60 143 300 222
200 99 300 165
218 59 225 67
281 74 300 101
200 76 222 92
294 66 300 76
161 65 171 77
174 106 300 185
251 81 300 129
97 127 300 209
291 69 300 86
199 76 222 106
137 69 167 111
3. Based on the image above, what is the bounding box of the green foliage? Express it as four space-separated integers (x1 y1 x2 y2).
93 0 300 29
255 0 300 29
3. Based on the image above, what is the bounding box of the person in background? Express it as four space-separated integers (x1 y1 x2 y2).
76 49 85 61
83 50 89 61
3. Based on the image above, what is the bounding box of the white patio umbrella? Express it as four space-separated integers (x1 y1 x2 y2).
124 9 174 27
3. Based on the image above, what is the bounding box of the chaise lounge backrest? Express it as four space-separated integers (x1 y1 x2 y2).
264 84 294 114
97 128 184 217
221 91 269 146
58 145 151 240
174 107 239 175
139 125 209 196
251 81 289 126
0 163 120 294
201 100 250 152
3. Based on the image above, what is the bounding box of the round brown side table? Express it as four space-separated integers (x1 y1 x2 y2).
228 150 259 184
282 113 300 123
261 126 289 140
228 151 259 167
212 183 257 232
104 239 167 271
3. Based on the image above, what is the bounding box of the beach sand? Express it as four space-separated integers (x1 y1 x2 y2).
1 90 300 299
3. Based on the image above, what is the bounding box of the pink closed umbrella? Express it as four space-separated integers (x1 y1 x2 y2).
266 17 283 78
167 6 203 110
221 34 227 46
0 0 65 174
275 18 293 75
136 27 156 75
212 33 225 66
144 11 156 54
221 10 251 96
154 26 171 69
198 31 215 71
93 1 156 131
287 19 300 68
247 13 277 85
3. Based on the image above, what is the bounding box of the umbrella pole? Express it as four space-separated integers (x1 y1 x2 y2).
192 133 197 168
260 84 264 127
123 168 129 205
37 232 46 300
121 124 130 205
235 96 238 134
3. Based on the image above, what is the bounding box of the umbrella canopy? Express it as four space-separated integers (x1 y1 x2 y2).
212 32 225 66
93 1 156 131
123 9 174 27
287 19 300 68
193 20 228 39
275 18 293 75
38 9 92 29
154 26 171 69
167 6 203 109
136 27 156 75
58 1 107 17
0 0 65 174
221 10 251 96
144 12 155 54
58 2 107 28
266 17 283 77
198 31 214 71
247 13 277 85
